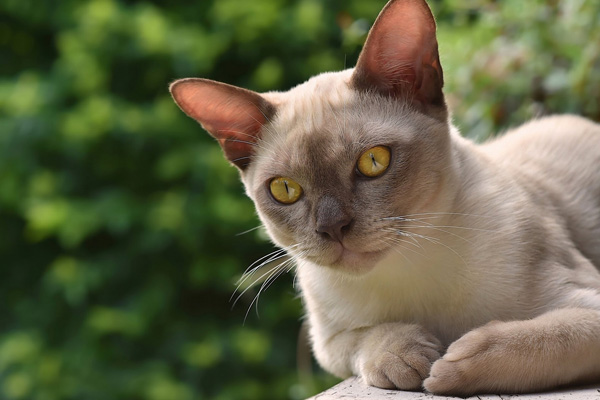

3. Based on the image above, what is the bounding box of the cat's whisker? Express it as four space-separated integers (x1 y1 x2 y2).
244 261 288 322
231 244 301 304
232 242 307 309
392 223 473 244
398 229 469 268
234 250 289 289
386 231 430 254
385 222 466 264
383 211 495 220
260 253 300 294
377 238 418 267
235 224 265 236
403 223 501 241
235 257 289 312
231 252 291 308
381 214 499 246
404 231 426 250
238 246 290 279
381 229 424 250
380 235 428 259
244 251 304 323
384 217 497 233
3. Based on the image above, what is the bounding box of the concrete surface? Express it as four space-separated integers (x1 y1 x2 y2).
309 377 600 400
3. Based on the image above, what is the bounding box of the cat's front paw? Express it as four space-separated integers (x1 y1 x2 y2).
424 321 517 396
357 324 442 390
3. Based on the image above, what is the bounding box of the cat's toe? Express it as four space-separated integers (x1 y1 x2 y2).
361 340 441 390
423 358 469 395
362 349 436 390
357 323 442 391
423 322 507 396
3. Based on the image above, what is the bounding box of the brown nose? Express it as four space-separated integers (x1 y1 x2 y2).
316 217 353 242
315 195 353 242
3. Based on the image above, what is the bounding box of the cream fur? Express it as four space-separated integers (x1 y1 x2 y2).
242 71 600 395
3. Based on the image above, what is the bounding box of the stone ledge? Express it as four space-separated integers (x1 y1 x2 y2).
309 378 600 400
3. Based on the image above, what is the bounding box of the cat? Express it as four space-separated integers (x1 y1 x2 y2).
169 0 600 396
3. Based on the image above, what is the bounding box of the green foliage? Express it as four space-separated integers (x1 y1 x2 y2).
0 0 598 399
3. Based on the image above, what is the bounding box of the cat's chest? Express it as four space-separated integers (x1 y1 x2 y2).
297 250 503 344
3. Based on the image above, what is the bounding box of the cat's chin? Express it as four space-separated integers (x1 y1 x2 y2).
322 244 389 275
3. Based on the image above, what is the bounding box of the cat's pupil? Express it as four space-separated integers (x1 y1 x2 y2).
284 180 289 194
370 153 377 166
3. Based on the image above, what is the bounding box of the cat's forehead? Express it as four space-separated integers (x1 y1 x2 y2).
247 70 420 186
264 70 356 133
266 69 418 135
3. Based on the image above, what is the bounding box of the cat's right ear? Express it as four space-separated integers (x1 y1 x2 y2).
170 78 275 170
351 0 444 109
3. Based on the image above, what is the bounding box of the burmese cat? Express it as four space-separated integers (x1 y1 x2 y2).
169 0 600 395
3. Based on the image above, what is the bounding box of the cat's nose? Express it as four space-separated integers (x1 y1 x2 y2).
316 217 353 243
315 195 353 242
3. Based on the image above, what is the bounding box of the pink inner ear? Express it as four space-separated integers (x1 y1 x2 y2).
170 78 274 169
352 0 444 106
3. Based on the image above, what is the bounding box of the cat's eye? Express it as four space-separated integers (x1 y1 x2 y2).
357 146 391 177
269 177 303 204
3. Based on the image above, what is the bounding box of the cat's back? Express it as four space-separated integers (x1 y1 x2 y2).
480 115 600 196
480 115 600 266
482 115 600 160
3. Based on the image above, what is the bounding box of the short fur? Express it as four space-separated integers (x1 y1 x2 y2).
170 0 600 395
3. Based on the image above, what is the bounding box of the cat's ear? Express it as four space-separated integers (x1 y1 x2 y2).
351 0 444 108
170 78 275 170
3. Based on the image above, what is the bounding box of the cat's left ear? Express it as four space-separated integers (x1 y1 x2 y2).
351 0 444 109
170 78 275 170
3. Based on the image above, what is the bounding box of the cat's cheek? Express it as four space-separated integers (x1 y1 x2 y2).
259 218 297 249
251 191 304 246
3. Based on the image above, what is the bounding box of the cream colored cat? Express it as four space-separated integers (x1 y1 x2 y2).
169 0 600 395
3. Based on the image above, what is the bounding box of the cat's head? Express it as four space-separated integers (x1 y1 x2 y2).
170 0 453 274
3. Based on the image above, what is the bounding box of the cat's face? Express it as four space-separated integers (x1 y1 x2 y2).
170 0 449 274
242 71 451 273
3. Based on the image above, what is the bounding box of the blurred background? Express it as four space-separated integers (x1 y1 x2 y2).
1 0 599 399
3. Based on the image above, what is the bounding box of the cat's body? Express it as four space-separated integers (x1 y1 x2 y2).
170 0 600 395
294 95 600 376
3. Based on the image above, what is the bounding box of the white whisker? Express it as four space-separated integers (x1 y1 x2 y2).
396 224 473 244
244 251 304 323
231 244 301 305
378 238 417 267
381 235 428 259
235 224 264 236
401 230 468 268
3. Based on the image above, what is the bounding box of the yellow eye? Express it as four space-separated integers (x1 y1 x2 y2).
269 177 303 204
357 146 391 177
